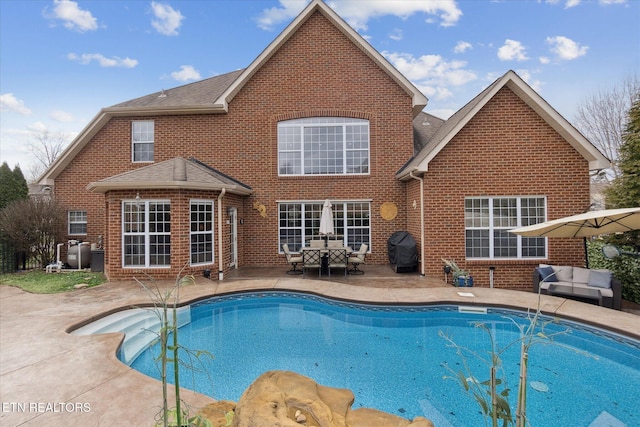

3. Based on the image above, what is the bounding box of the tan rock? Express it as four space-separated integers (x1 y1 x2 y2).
197 400 236 427
231 371 434 427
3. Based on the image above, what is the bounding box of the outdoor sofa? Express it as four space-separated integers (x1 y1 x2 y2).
533 264 622 310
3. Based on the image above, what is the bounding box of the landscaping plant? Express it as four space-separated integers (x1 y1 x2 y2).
440 274 580 427
135 268 214 427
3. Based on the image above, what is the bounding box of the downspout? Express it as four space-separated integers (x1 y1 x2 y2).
217 188 226 280
409 169 425 276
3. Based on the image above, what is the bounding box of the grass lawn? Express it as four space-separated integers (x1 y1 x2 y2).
0 270 106 294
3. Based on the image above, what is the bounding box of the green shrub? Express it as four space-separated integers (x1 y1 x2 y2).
587 240 640 304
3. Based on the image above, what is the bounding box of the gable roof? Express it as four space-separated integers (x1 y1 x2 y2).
39 0 427 186
396 70 611 180
86 157 253 195
215 0 428 115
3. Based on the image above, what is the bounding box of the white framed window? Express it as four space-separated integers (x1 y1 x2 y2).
278 117 369 175
132 120 154 162
68 211 87 235
465 197 546 259
122 200 170 267
278 201 370 252
190 200 214 265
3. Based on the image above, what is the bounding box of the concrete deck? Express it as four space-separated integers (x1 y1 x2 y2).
1 268 639 426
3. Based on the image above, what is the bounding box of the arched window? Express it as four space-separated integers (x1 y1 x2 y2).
278 117 369 175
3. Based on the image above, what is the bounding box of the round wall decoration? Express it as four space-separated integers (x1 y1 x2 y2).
380 202 398 221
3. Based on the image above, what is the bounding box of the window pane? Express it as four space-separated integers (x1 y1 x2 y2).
466 229 489 258
493 230 517 257
493 198 517 228
68 210 87 235
123 200 170 267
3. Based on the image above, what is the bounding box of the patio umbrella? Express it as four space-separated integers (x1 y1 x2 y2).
509 207 640 268
509 207 640 238
319 200 335 237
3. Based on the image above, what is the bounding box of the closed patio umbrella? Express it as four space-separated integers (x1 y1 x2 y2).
319 200 334 237
509 207 640 268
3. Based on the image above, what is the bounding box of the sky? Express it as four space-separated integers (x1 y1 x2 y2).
1 0 638 179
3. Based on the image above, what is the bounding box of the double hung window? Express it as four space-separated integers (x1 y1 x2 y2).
278 117 369 175
132 121 154 162
465 197 546 259
278 201 370 252
190 200 214 265
122 200 170 267
68 211 87 235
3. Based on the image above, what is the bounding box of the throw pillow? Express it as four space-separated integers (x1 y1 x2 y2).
588 270 612 289
573 267 591 284
538 266 557 282
552 266 573 282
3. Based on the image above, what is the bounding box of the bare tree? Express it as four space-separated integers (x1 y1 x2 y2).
28 128 71 182
574 74 639 180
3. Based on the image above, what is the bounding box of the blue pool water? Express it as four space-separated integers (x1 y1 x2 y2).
128 291 640 426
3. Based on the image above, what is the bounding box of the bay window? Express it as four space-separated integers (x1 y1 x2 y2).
123 200 170 267
190 200 214 265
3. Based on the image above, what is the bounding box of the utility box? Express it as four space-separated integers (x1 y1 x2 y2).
91 250 104 272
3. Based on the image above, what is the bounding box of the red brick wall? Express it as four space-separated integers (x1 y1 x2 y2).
51 10 415 279
419 86 591 288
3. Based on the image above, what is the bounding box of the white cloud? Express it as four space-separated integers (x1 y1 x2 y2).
382 51 477 100
0 93 32 115
48 0 98 32
67 53 138 68
170 65 201 82
151 2 185 36
497 39 529 62
564 0 581 8
453 41 472 54
257 0 462 31
546 36 588 60
50 110 74 122
539 56 551 64
389 29 403 41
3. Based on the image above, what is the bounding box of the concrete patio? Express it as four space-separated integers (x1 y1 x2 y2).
1 268 638 426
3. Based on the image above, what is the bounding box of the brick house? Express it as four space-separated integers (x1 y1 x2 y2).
39 0 609 286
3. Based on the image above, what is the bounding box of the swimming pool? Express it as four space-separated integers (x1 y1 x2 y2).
126 291 640 426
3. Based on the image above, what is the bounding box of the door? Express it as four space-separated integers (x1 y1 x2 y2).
229 208 237 269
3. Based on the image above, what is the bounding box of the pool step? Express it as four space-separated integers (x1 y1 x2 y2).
71 307 191 364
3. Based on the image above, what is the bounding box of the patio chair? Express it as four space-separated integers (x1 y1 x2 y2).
310 240 325 248
327 239 345 248
328 248 348 276
282 244 303 275
348 244 368 275
302 248 322 277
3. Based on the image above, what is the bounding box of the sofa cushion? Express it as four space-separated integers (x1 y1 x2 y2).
573 267 591 284
538 266 557 282
588 270 612 289
573 282 613 297
551 266 573 282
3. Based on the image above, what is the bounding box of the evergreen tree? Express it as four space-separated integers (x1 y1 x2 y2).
605 98 640 248
0 162 29 210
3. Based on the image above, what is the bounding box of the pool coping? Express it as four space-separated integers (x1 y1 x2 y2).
1 278 638 425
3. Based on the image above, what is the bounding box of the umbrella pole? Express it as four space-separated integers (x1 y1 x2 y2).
584 237 589 269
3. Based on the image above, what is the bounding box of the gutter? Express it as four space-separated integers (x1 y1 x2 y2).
217 188 226 280
409 169 425 276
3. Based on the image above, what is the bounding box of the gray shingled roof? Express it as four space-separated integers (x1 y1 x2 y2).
87 157 252 195
110 70 245 109
412 111 445 154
